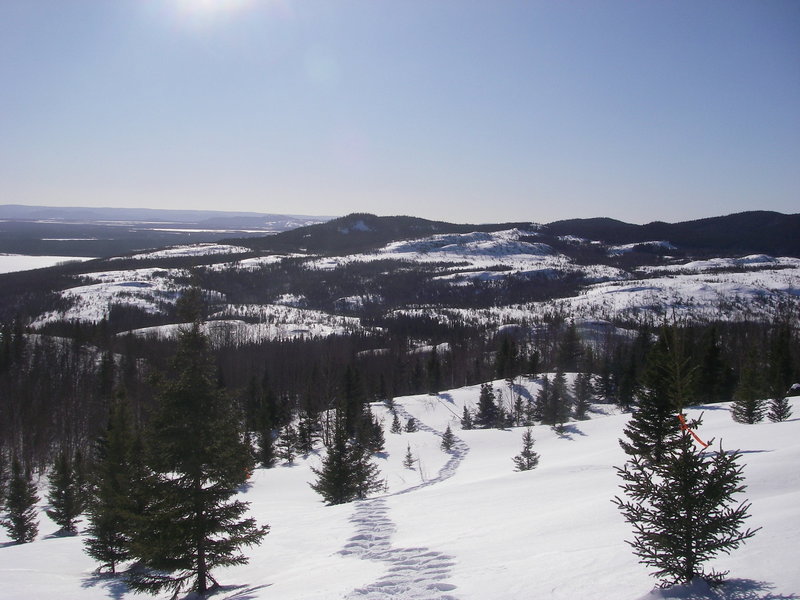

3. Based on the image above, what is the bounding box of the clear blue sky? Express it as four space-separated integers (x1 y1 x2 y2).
1 1 798 224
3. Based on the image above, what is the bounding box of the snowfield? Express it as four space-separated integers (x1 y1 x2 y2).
1 381 797 600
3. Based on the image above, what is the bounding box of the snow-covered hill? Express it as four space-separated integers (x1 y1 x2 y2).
2 381 797 600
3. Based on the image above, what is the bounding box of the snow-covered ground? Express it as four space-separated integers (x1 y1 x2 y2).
1 380 797 600
0 254 93 274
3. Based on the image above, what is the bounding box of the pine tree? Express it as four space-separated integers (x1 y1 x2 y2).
457 407 471 431
614 419 760 586
512 428 540 472
390 411 403 434
46 450 86 534
440 424 456 452
296 409 320 455
767 396 792 423
126 315 269 597
405 417 418 433
310 412 382 505
1 456 39 544
731 358 765 424
368 415 385 453
475 383 498 428
84 397 140 573
403 444 416 469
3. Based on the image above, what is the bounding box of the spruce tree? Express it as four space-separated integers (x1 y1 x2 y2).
46 450 86 534
368 415 385 454
310 412 381 505
405 417 418 433
475 383 498 428
731 358 765 424
390 411 403 434
767 396 792 423
258 428 277 468
440 424 456 452
512 428 540 472
126 315 269 597
277 424 298 464
296 409 320 455
573 371 593 420
614 419 760 586
84 397 140 573
1 456 39 544
620 327 693 465
403 444 416 469
460 406 474 430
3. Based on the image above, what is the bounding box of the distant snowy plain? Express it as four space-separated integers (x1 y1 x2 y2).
1 380 797 600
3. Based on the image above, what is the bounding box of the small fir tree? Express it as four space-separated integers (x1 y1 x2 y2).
46 450 86 534
368 415 385 454
1 456 39 544
403 444 416 470
731 359 765 424
310 412 382 505
573 371 593 420
614 418 760 586
512 428 540 472
767 396 792 423
390 412 403 434
278 424 298 464
296 409 320 455
405 417 418 433
475 383 498 428
258 428 277 468
460 406 474 430
440 424 456 452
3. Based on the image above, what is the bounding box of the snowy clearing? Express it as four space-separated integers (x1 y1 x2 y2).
1 381 797 600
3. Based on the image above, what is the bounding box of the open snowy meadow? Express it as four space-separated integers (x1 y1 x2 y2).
1 380 798 600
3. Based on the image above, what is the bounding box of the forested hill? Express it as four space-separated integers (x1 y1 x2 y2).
228 211 800 258
546 211 800 258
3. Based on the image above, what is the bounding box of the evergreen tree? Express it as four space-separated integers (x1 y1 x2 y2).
620 327 693 465
767 396 792 423
0 448 9 510
460 406 474 430
84 397 140 573
403 444 416 470
573 371 593 420
731 358 765 424
512 428 540 472
495 336 518 380
310 412 382 505
533 376 549 422
543 370 572 428
126 316 269 597
405 417 418 433
258 429 277 468
475 383 498 428
427 348 442 395
526 349 540 377
1 456 39 544
46 450 86 534
555 321 583 372
368 415 385 454
296 409 320 455
440 424 456 452
614 419 760 586
390 411 403 434
277 424 298 464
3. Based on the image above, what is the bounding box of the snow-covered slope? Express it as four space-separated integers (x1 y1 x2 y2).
1 382 797 600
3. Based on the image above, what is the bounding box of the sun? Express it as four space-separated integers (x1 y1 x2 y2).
175 0 254 17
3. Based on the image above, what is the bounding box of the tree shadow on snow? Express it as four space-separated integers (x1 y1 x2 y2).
81 571 130 600
207 583 272 600
556 424 587 440
712 578 799 600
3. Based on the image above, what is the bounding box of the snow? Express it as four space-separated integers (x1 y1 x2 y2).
608 241 677 255
1 381 797 600
30 267 192 327
126 304 370 343
112 243 253 261
0 254 93 274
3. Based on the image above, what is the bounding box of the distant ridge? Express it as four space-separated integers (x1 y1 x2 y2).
546 211 800 257
231 211 800 258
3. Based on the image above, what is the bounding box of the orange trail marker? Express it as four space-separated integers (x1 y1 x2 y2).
678 414 710 449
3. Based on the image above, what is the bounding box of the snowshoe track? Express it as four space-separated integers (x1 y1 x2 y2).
341 401 468 599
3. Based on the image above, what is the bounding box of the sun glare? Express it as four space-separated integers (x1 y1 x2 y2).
175 0 255 17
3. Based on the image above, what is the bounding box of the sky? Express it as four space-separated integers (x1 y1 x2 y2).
1 1 798 225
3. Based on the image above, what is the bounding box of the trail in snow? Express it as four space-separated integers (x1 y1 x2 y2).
340 400 469 599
